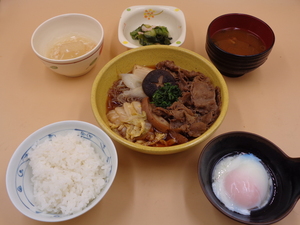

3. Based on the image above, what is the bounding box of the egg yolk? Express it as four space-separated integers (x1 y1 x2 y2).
224 168 262 209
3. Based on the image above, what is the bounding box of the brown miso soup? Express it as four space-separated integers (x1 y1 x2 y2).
212 28 266 55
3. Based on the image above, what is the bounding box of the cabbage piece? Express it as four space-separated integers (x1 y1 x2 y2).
107 101 149 140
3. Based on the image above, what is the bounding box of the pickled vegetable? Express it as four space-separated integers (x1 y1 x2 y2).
130 24 172 46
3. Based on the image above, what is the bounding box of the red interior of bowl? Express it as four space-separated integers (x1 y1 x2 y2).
208 13 275 49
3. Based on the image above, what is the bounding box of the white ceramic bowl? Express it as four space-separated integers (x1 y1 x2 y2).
31 13 104 77
6 120 118 222
118 5 186 48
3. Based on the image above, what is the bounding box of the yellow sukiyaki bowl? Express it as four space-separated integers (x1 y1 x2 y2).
91 45 228 155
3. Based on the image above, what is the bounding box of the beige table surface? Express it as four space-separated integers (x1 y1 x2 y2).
1 0 300 224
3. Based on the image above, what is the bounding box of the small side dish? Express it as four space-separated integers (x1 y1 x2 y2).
118 5 186 48
31 13 104 77
198 131 300 224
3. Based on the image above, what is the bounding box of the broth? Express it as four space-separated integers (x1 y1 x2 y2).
47 34 96 60
212 28 266 55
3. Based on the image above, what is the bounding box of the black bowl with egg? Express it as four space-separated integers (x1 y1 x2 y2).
198 131 300 225
205 13 275 77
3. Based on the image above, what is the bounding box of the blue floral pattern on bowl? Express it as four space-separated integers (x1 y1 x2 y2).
15 128 113 217
6 121 118 222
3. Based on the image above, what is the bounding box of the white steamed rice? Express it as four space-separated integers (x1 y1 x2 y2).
28 131 107 215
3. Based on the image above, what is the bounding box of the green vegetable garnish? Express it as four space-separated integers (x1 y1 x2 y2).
151 83 181 108
130 24 172 46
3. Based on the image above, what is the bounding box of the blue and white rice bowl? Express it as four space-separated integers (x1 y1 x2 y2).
6 120 118 222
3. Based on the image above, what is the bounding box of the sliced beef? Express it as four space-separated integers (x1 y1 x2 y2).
151 60 222 138
188 121 207 137
191 76 218 112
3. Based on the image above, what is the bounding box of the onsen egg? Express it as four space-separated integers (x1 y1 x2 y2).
212 153 273 215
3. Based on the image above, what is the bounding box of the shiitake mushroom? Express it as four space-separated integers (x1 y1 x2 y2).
142 69 176 97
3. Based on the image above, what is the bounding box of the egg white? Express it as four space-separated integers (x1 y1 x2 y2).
212 153 273 215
